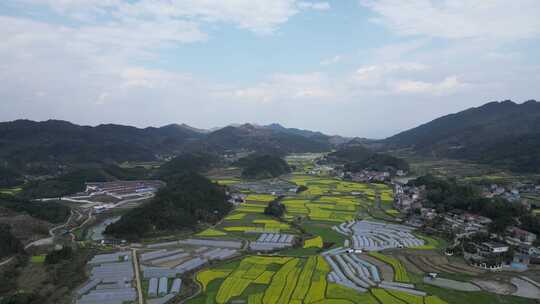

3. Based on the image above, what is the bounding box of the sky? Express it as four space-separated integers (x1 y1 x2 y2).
1 0 539 138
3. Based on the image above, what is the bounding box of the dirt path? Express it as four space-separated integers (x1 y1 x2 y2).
423 277 481 291
472 279 516 295
511 277 540 299
0 256 14 267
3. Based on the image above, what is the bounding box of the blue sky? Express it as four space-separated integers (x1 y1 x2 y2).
1 0 539 138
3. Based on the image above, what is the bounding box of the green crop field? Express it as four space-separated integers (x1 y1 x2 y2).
30 255 46 263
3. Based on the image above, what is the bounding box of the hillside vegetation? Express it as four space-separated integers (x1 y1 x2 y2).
0 194 70 224
105 172 231 240
0 120 337 181
328 145 409 173
0 224 24 259
385 100 540 172
235 154 291 179
0 120 204 173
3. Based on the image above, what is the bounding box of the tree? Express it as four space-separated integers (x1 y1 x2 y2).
0 224 24 259
264 199 286 218
296 185 308 193
45 246 73 265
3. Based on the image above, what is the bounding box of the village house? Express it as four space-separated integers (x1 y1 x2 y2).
506 227 537 245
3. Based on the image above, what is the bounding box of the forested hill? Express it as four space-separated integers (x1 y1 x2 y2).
202 124 332 155
104 172 231 240
327 145 409 173
0 120 337 180
234 154 291 179
384 100 540 172
0 120 203 173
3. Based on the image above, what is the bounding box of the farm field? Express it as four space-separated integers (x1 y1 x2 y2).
184 155 540 304
282 175 384 223
30 255 46 263
369 252 410 283
189 255 452 304
198 192 299 239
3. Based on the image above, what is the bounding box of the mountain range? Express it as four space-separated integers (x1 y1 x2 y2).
0 120 345 177
384 100 540 172
1 99 539 178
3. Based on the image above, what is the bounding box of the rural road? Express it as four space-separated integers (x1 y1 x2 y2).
132 249 144 304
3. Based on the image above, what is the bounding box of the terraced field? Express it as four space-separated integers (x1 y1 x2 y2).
369 252 410 283
196 194 297 238
189 254 449 304
280 176 382 224
188 156 529 304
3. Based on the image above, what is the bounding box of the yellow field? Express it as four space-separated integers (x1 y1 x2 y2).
303 236 323 248
215 179 241 185
197 269 231 291
282 195 360 223
223 226 279 233
246 194 276 202
193 253 440 304
370 288 449 304
196 228 227 237
225 213 247 220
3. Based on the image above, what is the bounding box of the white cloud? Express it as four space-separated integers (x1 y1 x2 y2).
347 63 468 96
395 76 466 95
298 2 331 11
320 55 342 66
23 0 327 35
219 73 336 103
360 0 540 41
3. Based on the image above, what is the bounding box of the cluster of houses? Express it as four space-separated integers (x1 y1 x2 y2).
482 184 522 202
307 164 336 176
394 183 422 212
441 211 493 238
346 170 391 183
482 182 540 206
392 180 540 272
